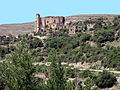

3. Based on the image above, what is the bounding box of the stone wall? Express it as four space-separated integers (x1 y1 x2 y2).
36 14 40 33
41 16 65 30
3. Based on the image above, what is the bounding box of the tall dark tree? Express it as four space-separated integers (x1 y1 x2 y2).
95 70 117 88
47 52 66 90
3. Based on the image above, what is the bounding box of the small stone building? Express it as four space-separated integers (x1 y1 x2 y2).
68 26 77 35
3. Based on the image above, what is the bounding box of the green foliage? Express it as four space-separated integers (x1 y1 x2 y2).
47 54 66 90
93 29 115 43
0 44 41 90
28 38 43 49
84 20 95 24
116 30 120 40
36 64 48 73
102 46 120 68
118 31 120 37
78 33 91 42
0 46 10 59
79 70 96 80
79 70 92 78
66 81 74 90
0 36 19 45
36 56 44 62
65 67 75 78
95 71 117 88
45 35 79 50
84 77 94 90
67 44 105 63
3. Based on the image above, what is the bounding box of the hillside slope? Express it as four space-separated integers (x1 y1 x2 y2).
0 22 35 36
65 14 120 22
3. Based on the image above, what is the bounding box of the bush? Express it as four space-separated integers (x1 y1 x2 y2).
28 38 43 49
79 70 92 78
93 29 115 43
95 71 117 88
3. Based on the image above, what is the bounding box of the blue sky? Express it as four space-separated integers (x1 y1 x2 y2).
0 0 120 24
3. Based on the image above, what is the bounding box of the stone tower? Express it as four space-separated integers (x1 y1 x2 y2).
35 14 41 33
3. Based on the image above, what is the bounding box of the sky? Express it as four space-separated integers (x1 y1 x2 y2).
0 0 120 24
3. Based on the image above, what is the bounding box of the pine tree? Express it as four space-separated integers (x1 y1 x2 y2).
0 44 41 90
47 53 66 90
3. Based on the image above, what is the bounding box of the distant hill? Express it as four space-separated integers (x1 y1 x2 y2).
0 14 120 36
0 22 35 36
65 14 120 22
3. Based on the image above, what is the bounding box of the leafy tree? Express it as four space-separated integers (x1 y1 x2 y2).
84 77 94 90
102 46 120 68
28 38 43 49
79 33 91 42
0 44 41 90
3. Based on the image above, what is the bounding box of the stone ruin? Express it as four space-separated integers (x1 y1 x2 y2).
35 13 95 35
35 14 65 32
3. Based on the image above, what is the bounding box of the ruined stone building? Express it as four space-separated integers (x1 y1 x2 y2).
36 14 42 33
35 14 65 33
68 26 77 35
35 13 95 35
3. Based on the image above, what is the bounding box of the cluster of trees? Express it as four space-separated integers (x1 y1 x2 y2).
0 34 44 60
0 47 8 59
0 46 16 59
28 38 43 49
92 29 115 43
79 70 117 89
0 36 20 45
0 44 117 89
66 43 104 63
45 35 80 53
0 44 41 90
102 46 120 68
44 30 120 68
20 35 43 49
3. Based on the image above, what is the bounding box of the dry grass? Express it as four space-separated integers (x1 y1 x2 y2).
106 41 120 47
0 22 35 36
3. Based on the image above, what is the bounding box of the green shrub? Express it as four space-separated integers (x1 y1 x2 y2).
95 71 117 88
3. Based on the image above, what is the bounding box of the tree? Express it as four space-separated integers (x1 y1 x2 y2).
95 70 117 88
47 53 66 90
93 29 115 43
28 38 43 49
84 77 94 90
66 81 74 90
0 44 41 90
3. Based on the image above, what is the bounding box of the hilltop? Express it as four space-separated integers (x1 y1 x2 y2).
0 14 120 36
66 14 120 22
0 22 34 36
